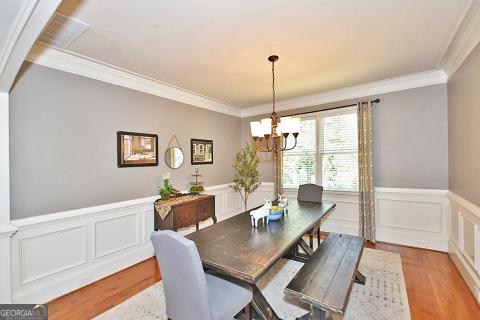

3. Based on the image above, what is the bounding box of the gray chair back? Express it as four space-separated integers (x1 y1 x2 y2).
297 184 324 203
150 230 211 320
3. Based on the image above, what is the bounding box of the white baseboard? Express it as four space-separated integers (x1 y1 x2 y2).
448 192 480 304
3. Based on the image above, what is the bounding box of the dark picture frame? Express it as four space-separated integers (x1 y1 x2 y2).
191 139 213 165
117 131 158 167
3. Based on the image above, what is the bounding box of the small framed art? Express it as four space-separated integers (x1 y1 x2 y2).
191 139 213 165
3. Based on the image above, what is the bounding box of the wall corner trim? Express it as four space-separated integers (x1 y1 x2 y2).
448 191 480 218
0 0 63 93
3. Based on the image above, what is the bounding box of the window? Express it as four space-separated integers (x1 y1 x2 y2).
283 107 359 192
283 118 316 188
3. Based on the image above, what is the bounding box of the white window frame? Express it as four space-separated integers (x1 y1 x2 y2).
282 115 317 189
283 106 359 195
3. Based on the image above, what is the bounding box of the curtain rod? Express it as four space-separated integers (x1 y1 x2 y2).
283 98 381 117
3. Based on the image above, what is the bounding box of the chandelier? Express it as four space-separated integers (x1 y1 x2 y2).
250 55 300 153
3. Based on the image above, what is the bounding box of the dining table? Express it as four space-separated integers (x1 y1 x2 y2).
186 199 336 320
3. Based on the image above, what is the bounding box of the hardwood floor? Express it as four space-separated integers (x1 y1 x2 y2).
365 242 480 320
48 242 480 320
48 258 160 319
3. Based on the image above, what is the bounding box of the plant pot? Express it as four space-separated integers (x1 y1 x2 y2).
161 193 170 201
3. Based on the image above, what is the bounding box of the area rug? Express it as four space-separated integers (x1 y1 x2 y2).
95 248 410 320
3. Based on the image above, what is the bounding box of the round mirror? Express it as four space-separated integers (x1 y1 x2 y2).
165 147 184 169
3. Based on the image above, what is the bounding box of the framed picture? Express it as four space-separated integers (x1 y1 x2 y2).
117 131 158 167
191 139 213 165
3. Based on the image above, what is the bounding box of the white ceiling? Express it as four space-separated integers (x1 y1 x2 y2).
49 0 470 108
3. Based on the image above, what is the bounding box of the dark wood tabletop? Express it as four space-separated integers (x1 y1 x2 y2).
186 199 336 284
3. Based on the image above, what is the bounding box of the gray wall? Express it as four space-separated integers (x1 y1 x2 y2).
242 84 449 189
448 42 480 207
10 63 241 219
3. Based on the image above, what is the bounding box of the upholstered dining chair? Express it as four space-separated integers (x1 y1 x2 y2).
150 230 253 320
297 183 324 249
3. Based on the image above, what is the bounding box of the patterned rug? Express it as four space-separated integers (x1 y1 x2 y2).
95 248 410 320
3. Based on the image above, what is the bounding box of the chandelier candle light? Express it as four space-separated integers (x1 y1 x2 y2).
250 55 301 153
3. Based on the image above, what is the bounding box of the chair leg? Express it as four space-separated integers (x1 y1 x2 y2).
244 303 252 320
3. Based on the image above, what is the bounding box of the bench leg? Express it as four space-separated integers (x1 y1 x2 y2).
298 238 314 256
310 306 327 320
251 285 281 320
244 303 252 320
355 270 366 285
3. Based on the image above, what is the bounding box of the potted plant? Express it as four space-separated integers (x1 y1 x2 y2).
159 172 173 200
230 143 260 211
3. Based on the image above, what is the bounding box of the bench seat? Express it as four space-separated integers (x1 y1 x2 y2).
284 233 365 319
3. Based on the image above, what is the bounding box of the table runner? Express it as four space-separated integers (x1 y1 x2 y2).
154 194 211 220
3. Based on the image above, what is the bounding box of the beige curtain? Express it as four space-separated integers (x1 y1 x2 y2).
358 101 376 242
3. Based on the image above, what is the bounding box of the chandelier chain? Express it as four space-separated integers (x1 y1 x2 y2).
272 59 276 113
251 55 299 153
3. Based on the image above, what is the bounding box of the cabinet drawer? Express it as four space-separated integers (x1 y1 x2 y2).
173 204 197 229
197 198 214 221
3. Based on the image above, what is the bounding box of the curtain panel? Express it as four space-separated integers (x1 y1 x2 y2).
358 101 376 242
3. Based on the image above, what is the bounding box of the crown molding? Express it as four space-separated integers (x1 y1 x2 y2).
26 43 242 117
26 46 450 120
240 70 448 118
439 0 480 78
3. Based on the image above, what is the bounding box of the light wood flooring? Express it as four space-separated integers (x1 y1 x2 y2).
48 241 480 320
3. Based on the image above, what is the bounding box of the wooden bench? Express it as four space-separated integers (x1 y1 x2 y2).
285 233 365 320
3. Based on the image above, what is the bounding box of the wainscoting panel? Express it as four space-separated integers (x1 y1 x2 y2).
94 212 140 259
11 200 155 304
20 225 87 284
448 192 480 303
284 187 448 250
9 183 450 303
375 188 448 251
9 183 250 303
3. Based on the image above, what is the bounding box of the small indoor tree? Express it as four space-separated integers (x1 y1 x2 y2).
231 143 261 211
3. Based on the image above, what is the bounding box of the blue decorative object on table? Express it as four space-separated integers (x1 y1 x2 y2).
269 206 284 221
